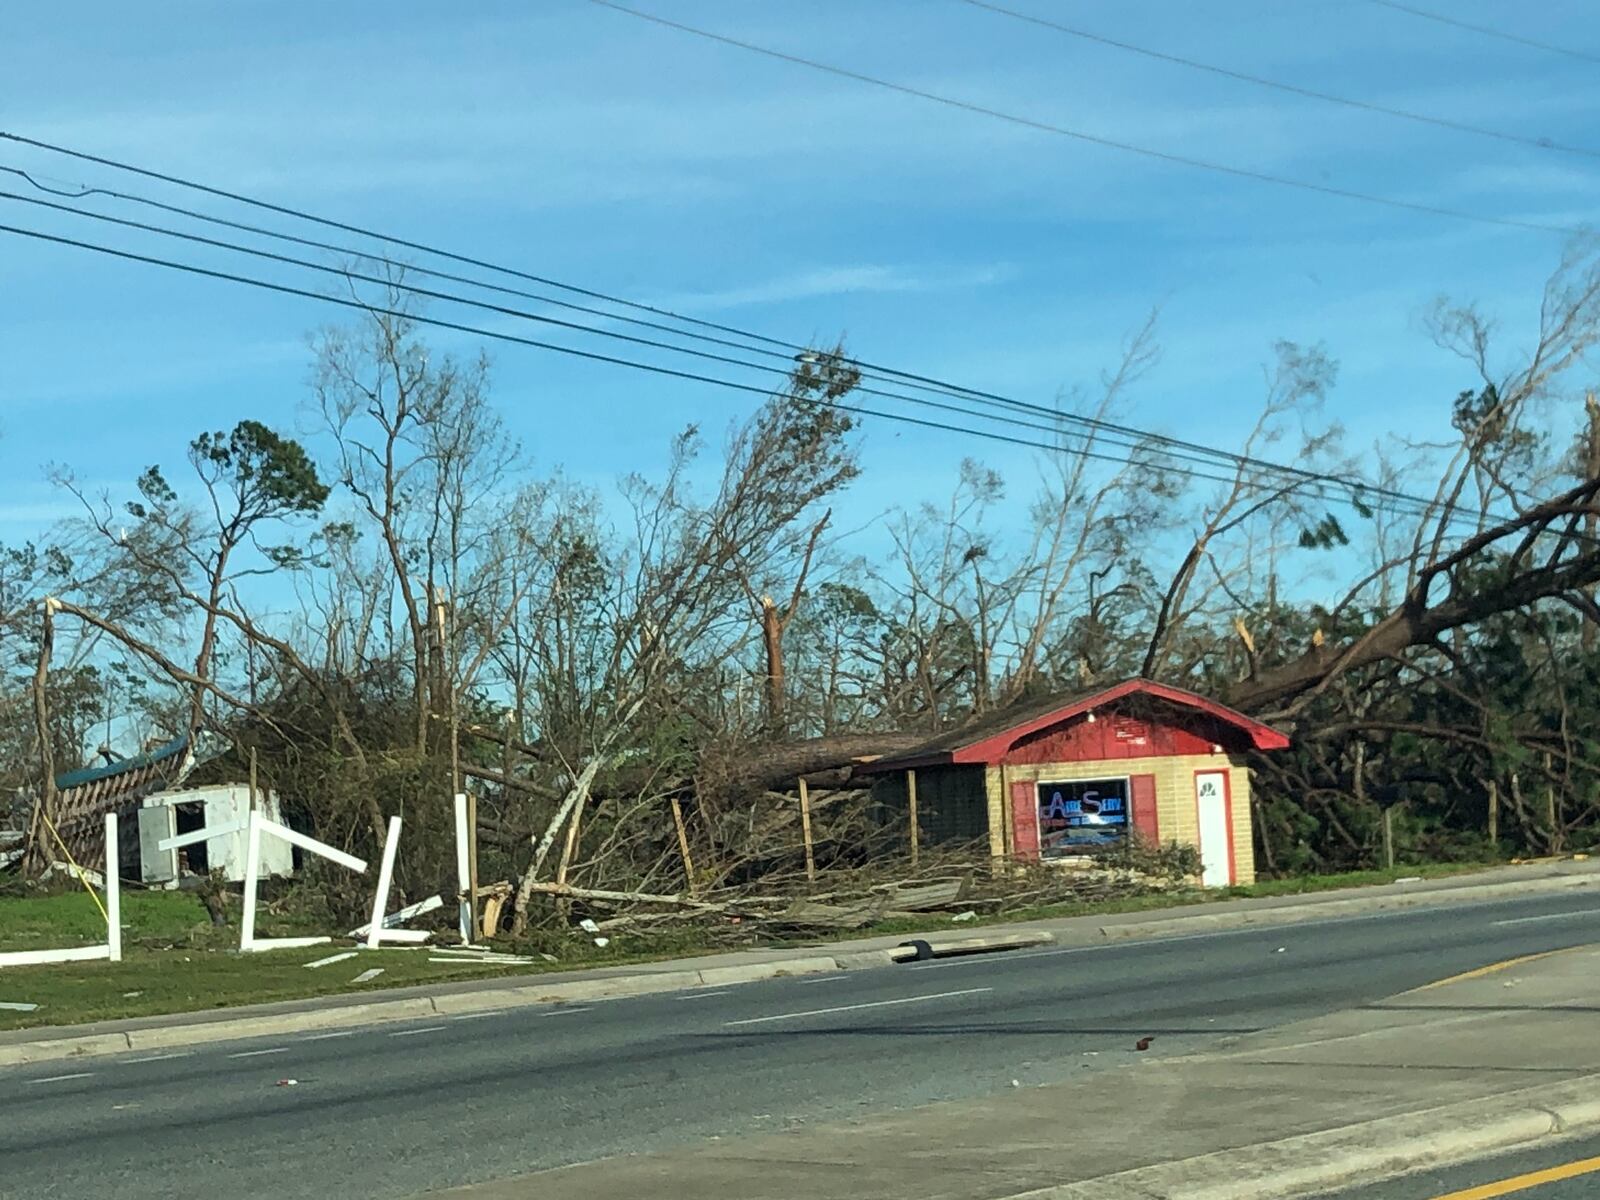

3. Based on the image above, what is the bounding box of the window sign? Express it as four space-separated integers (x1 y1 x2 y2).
1036 778 1128 856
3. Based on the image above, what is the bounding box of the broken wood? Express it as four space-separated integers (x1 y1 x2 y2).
519 881 724 910
798 776 816 882
670 797 697 894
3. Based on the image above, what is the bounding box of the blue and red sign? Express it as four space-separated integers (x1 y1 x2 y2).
1037 779 1129 854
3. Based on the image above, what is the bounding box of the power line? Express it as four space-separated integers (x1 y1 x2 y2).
0 133 1539 529
0 186 1275 483
0 134 1507 527
962 0 1600 160
581 0 1574 236
1367 1 1600 66
0 219 1427 519
0 165 1455 523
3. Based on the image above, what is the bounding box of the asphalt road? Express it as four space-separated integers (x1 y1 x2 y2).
2 889 1597 1200
1329 1131 1600 1198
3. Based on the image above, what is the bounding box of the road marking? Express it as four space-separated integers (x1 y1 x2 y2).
29 1071 93 1084
1492 909 1600 926
300 1030 357 1042
797 974 846 984
543 1006 593 1017
227 1047 288 1058
449 1010 503 1021
1428 1151 1600 1198
676 989 732 1001
388 1025 445 1037
724 987 992 1027
126 1052 190 1064
1412 947 1581 991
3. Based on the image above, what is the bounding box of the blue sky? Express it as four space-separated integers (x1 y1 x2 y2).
3 0 1598 558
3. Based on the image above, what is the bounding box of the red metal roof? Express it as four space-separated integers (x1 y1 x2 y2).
869 678 1289 770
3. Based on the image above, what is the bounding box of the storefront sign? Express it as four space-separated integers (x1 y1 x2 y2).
1036 778 1128 855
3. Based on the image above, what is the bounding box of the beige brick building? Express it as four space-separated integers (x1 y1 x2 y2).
866 679 1288 887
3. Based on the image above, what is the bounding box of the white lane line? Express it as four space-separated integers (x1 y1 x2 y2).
29 1071 94 1084
676 989 732 1001
724 987 992 1027
1493 909 1600 926
797 974 847 985
449 1010 504 1021
228 1047 289 1058
543 1006 594 1017
125 1052 191 1064
301 1030 357 1042
388 1025 445 1037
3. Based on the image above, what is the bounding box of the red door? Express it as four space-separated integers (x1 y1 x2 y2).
1010 780 1040 860
1130 773 1159 843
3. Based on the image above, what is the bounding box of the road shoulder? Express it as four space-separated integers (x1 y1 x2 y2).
424 943 1600 1200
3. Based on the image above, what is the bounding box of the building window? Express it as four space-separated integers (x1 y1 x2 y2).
1036 778 1129 856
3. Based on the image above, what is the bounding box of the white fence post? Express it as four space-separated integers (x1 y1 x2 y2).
453 793 472 944
365 816 402 951
105 812 122 963
240 813 262 949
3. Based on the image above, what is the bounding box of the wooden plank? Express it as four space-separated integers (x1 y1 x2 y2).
906 768 920 868
798 778 816 882
670 797 697 894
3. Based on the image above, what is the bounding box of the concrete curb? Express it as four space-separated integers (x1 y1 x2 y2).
1009 1073 1600 1200
1098 871 1600 940
0 931 1065 1069
0 952 881 1068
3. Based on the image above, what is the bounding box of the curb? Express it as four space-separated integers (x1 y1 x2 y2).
0 932 1061 1068
0 948 914 1068
1010 1072 1600 1199
1098 872 1600 940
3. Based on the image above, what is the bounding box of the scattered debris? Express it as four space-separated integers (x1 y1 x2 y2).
477 881 514 938
1134 1037 1154 1052
351 968 385 984
349 894 443 939
1274 947 1286 954
276 1078 298 1087
1394 876 1423 884
1010 1079 1021 1088
951 910 978 923
0 1001 39 1012
578 918 601 933
305 951 359 970
122 991 142 998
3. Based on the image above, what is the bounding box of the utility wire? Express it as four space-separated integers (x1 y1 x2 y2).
2 174 1461 525
0 219 1426 518
0 148 1455 522
3 186 1283 483
581 0 1574 236
962 0 1600 160
1367 1 1600 66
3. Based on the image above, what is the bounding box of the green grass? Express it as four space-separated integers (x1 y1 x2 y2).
0 860 1505 1032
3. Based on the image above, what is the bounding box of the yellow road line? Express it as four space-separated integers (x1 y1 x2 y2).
1412 947 1581 992
1429 1152 1600 1199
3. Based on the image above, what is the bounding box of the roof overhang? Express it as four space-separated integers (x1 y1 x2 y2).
866 679 1290 772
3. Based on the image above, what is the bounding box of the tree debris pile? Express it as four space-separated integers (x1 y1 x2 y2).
508 836 1202 947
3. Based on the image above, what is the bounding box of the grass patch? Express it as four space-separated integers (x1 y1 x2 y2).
0 859 1505 1031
